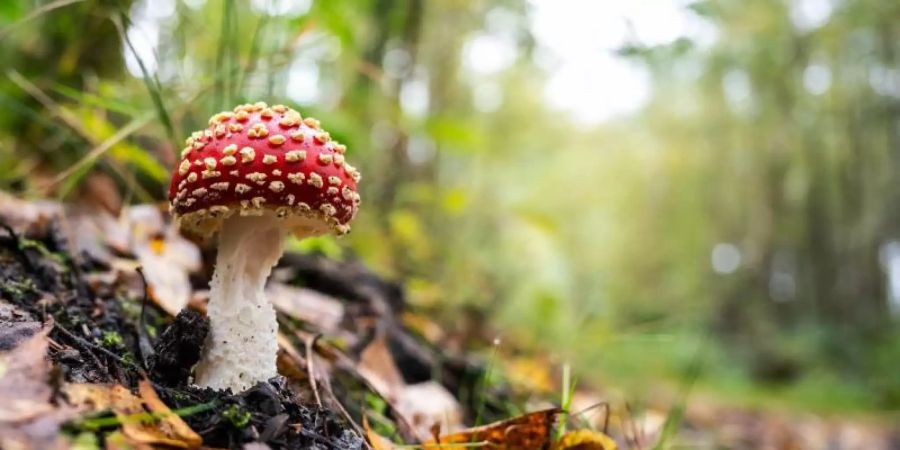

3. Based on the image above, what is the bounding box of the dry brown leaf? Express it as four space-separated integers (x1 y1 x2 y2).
357 333 406 399
0 301 41 351
268 283 345 332
553 429 617 450
0 325 54 422
0 325 70 450
63 204 130 259
137 379 202 448
109 381 202 449
0 192 62 231
364 415 396 450
424 407 561 450
62 383 116 412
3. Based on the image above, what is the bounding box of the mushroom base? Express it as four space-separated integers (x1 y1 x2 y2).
193 213 287 392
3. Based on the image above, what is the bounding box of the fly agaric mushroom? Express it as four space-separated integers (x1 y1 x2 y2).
167 102 361 391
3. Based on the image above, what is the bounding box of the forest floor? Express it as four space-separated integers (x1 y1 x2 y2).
0 192 897 449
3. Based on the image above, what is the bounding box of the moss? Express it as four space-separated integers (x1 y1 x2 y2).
222 404 252 428
19 238 69 269
101 331 123 348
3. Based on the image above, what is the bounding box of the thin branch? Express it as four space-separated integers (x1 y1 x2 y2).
303 332 324 407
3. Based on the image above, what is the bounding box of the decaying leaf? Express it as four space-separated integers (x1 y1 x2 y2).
424 407 561 450
64 380 202 449
0 192 62 232
553 429 617 450
62 383 116 412
357 333 406 399
0 325 70 450
112 381 202 449
0 325 54 422
0 301 41 351
63 204 130 260
108 382 200 448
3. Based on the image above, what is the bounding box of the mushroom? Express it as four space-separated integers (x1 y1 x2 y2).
167 102 361 391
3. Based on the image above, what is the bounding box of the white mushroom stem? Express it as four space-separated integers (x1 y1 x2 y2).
193 214 287 392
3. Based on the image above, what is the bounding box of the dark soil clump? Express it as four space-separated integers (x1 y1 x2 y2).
159 378 363 449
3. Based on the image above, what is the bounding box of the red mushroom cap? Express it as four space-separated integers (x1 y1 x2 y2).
168 102 361 236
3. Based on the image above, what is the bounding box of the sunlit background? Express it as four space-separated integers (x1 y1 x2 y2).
2 0 899 419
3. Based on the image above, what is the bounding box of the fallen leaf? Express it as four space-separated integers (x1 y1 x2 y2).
553 429 617 450
357 333 406 400
127 205 201 316
268 283 345 333
63 203 130 259
0 325 54 422
0 324 70 450
137 379 202 448
62 383 116 412
0 192 62 232
0 301 41 351
108 381 202 449
394 381 462 439
364 415 395 450
424 408 561 450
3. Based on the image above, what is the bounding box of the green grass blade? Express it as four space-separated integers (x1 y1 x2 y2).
651 339 705 450
52 84 141 116
112 11 177 149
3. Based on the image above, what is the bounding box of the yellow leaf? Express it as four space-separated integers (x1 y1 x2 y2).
363 415 395 450
68 381 202 449
424 408 560 450
553 429 617 450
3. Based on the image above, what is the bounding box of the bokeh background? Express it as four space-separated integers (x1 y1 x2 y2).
1 0 899 419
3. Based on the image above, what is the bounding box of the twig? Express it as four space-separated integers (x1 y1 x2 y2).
316 363 368 442
310 333 422 443
135 266 155 370
625 402 643 450
303 332 323 408
281 328 369 442
570 401 611 434
54 322 147 378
